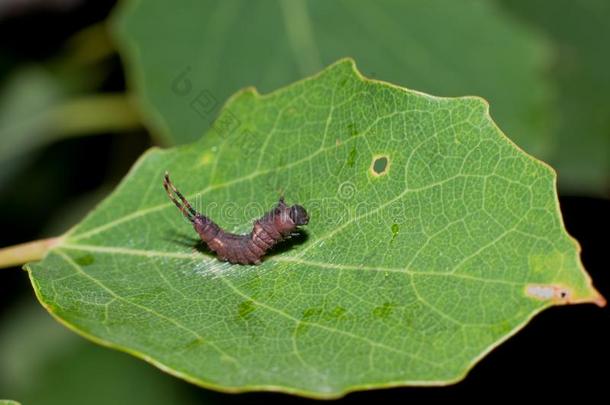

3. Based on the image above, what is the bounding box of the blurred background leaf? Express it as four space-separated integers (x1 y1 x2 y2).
499 0 609 195
0 22 141 192
113 0 553 159
0 300 200 405
0 65 67 187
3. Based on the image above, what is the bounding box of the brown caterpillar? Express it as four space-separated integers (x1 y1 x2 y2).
163 172 309 265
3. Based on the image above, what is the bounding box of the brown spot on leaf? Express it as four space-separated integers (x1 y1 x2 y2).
525 284 572 304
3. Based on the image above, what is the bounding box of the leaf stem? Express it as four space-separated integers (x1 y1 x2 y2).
0 237 63 269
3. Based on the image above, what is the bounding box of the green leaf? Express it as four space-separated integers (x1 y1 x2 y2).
113 0 553 160
0 400 21 405
499 0 610 194
27 60 603 398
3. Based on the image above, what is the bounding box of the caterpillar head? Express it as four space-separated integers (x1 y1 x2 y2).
289 204 309 226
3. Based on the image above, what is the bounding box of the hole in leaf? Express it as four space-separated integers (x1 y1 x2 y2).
371 155 389 176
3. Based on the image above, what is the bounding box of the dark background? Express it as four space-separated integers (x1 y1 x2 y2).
0 1 607 403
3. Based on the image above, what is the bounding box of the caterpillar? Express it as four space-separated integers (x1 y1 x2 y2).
163 172 309 265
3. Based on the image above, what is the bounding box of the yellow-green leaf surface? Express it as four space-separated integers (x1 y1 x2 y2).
27 60 603 398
